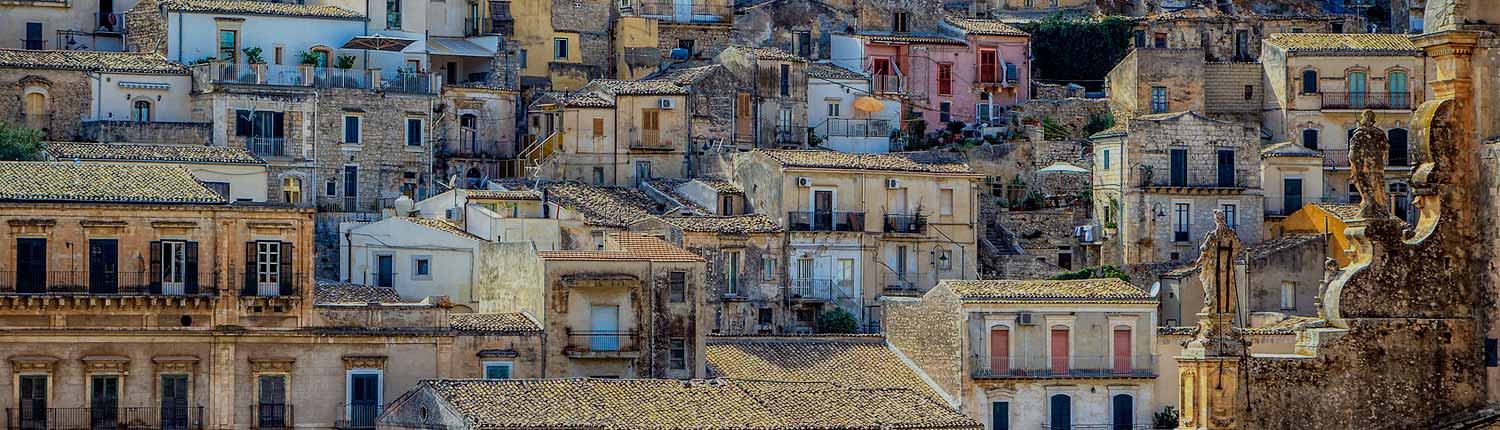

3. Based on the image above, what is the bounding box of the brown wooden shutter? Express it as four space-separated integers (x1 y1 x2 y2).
184 242 199 295
243 241 256 296
149 241 162 294
279 242 294 296
592 117 604 138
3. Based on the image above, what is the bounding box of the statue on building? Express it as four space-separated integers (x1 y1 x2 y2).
1177 209 1247 430
1349 110 1392 219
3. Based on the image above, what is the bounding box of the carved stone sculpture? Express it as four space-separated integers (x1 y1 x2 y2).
1349 110 1392 219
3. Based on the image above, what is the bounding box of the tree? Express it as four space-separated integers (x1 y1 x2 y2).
0 122 44 161
1016 14 1135 89
816 308 859 334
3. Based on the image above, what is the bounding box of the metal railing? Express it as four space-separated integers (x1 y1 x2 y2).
774 124 806 145
871 74 903 94
6 406 204 430
334 404 381 430
1040 425 1152 429
631 1 732 21
1320 91 1412 110
1322 148 1349 168
314 68 371 90
20 39 46 50
380 72 436 94
971 354 1158 378
567 329 639 352
883 213 927 234
813 118 892 138
634 132 665 149
787 211 865 232
249 405 293 430
789 279 833 301
248 137 285 157
882 271 928 293
0 270 170 295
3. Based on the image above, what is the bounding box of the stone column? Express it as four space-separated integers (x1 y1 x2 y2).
1177 210 1247 430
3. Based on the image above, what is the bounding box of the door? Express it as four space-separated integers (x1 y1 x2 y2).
99 0 115 30
1112 394 1134 430
1169 149 1187 186
1049 394 1071 430
258 375 287 429
1112 328 1132 374
92 375 120 429
978 49 997 82
988 328 1009 374
991 401 1009 430
1217 150 1235 187
24 23 43 49
1388 128 1409 166
1388 71 1409 108
1050 328 1069 374
891 188 907 215
256 242 282 296
813 190 833 230
894 245 908 277
19 375 46 430
1234 30 1249 60
1348 71 1367 108
349 374 379 428
160 374 189 430
1283 178 1303 215
16 238 46 294
376 255 394 287
161 241 187 295
836 259 855 298
343 166 359 210
89 239 119 294
590 305 621 351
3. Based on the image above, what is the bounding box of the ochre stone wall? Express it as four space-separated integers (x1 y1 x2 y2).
882 289 963 399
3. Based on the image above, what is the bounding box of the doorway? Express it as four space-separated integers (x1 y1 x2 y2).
89 239 119 294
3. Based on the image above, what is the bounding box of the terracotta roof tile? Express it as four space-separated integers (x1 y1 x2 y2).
649 64 723 85
1264 33 1420 54
420 378 978 430
450 313 542 333
1259 141 1321 158
590 79 688 95
729 45 807 62
160 0 364 19
758 149 974 174
694 179 743 193
0 162 225 204
466 189 541 201
844 33 969 46
943 13 1029 36
1312 202 1361 220
664 214 782 234
45 142 264 164
609 232 707 261
705 337 940 400
808 62 865 80
0 49 188 74
943 278 1154 302
553 92 615 108
314 279 403 304
402 217 485 241
543 182 664 227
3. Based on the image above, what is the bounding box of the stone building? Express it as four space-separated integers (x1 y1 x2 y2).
437 84 521 185
704 335 946 401
717 46 809 149
647 63 739 151
613 0 733 80
1103 47 1263 123
1260 33 1425 221
523 79 690 186
0 0 126 52
0 161 544 430
1156 232 1327 327
0 49 201 141
883 278 1159 430
504 0 611 90
378 378 979 430
1088 111 1264 266
1130 5 1360 63
732 0 856 61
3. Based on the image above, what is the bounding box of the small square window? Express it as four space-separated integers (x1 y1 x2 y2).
413 257 431 279
669 338 686 369
483 362 512 379
553 38 569 60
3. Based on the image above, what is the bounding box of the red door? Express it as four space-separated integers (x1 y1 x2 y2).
1113 328 1132 374
1050 328 1069 375
978 49 998 83
989 328 1009 374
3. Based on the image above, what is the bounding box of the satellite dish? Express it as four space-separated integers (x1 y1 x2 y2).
853 96 884 113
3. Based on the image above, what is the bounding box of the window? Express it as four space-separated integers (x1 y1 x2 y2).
273 46 283 65
1388 70 1409 108
1221 204 1237 229
1217 149 1235 187
1234 29 1250 60
1112 327 1132 373
1280 281 1296 310
827 100 841 117
893 12 909 32
677 39 695 56
939 102 951 123
992 401 1010 430
254 241 282 296
347 371 381 428
779 64 790 96
1174 203 1190 242
1049 326 1069 373
1244 84 1254 100
592 167 605 185
669 271 686 302
720 195 735 215
23 92 46 128
725 251 741 294
483 362 512 379
343 116 361 144
592 117 605 138
643 109 660 132
386 0 401 29
1301 69 1319 94
669 338 687 369
1291 27 1305 33
1049 395 1072 430
157 240 195 295
1283 178 1303 215
1348 71 1368 108
759 255 778 281
256 375 287 429
1388 128 1410 166
937 63 953 95
940 189 954 215
736 93 751 118
1169 148 1187 186
1150 86 1168 113
325 179 337 197
758 307 773 325
218 30 238 62
1133 30 1145 48
281 177 301 204
91 375 120 428
412 256 431 279
17 374 47 429
1057 248 1072 270
794 31 811 57
978 49 998 82
132 100 151 122
405 118 423 146
204 181 230 199
23 22 44 49
553 38 569 60
1331 22 1344 33
1302 129 1319 150
236 110 286 156
519 49 527 66
1102 149 1111 170
1153 33 1167 48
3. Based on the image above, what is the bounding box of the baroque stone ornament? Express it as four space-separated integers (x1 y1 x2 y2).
1176 210 1247 430
1349 110 1392 220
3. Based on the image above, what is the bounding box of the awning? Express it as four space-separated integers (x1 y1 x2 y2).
341 35 418 52
1037 162 1090 175
427 37 495 58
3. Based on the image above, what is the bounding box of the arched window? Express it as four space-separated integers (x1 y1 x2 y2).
1111 394 1134 430
1049 394 1072 430
1387 128 1409 166
988 326 1009 375
132 100 152 122
23 92 46 129
281 177 302 203
1301 129 1318 150
1300 69 1318 94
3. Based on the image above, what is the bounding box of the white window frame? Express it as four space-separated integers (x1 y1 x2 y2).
404 117 424 146
761 255 776 281
344 368 383 418
668 338 687 370
161 240 187 295
255 241 281 296
939 188 955 216
553 37 569 60
482 361 513 379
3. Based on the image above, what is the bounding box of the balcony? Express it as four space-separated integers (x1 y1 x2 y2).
774 124 806 145
248 405 293 430
1322 148 1349 169
248 137 285 157
881 271 928 295
5 406 205 430
971 354 1158 379
192 63 435 94
20 39 46 50
789 279 833 301
632 132 673 150
814 118 893 138
883 213 927 234
334 404 380 430
1320 91 1412 110
565 329 641 357
787 211 865 232
630 1 731 22
0 270 211 296
871 74 903 94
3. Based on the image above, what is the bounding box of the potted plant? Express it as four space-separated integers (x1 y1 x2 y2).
242 47 266 83
330 55 359 87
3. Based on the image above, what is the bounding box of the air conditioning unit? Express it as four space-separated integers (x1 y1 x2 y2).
1017 313 1035 325
659 98 676 109
886 178 900 189
796 177 812 187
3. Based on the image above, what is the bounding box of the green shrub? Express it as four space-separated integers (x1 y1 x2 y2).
0 122 43 161
1016 14 1135 87
816 308 858 334
1047 265 1130 281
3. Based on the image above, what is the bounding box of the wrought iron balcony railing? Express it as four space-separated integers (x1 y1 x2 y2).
1320 91 1412 110
6 406 204 430
971 354 1158 378
787 211 864 232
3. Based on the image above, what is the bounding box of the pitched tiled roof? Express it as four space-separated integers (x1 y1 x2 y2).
1244 233 1323 261
538 233 704 262
45 142 264 164
695 179 743 193
1259 141 1321 158
844 33 969 46
450 313 542 333
943 13 1028 36
0 162 225 204
590 79 688 95
0 49 188 74
419 378 978 430
1312 202 1361 220
543 182 664 227
649 64 723 86
314 279 403 304
730 45 807 62
808 62 865 80
160 0 364 19
705 337 940 400
942 278 1154 303
466 189 541 201
402 217 485 241
664 214 782 234
1089 123 1128 138
758 149 974 174
1264 33 1421 54
553 92 615 108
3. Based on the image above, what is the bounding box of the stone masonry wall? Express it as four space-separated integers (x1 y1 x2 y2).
0 68 91 141
80 120 213 144
123 0 166 55
731 0 853 61
659 23 732 60
312 88 437 212
1019 98 1110 139
1203 62 1263 115
882 290 963 400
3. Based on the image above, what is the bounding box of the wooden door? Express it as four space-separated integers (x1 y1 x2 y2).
89 239 118 294
988 328 1009 374
160 374 189 429
16 238 46 294
1049 328 1069 375
1112 328 1132 374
